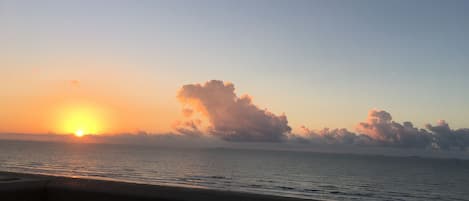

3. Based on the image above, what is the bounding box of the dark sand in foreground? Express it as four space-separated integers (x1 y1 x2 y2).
0 171 314 201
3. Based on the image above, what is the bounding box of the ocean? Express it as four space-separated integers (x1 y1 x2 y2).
1 140 468 201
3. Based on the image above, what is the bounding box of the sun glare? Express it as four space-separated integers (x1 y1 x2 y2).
75 129 85 137
53 101 111 135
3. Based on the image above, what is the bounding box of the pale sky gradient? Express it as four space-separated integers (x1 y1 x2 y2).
1 0 469 134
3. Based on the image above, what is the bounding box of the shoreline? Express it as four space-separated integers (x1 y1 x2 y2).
0 171 315 201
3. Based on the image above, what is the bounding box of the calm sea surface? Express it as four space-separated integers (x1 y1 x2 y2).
1 140 468 201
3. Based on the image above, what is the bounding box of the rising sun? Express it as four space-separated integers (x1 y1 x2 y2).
75 129 85 137
53 101 111 136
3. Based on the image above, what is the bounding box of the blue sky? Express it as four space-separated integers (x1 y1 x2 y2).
1 0 469 133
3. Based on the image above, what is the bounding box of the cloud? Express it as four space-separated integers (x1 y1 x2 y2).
355 110 432 148
0 132 227 148
86 132 225 147
69 80 80 87
181 108 194 117
13 78 465 152
173 80 468 150
426 120 469 150
173 119 204 136
299 109 469 150
175 80 291 142
295 126 373 145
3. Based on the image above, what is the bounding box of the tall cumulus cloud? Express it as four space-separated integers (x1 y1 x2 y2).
175 80 291 142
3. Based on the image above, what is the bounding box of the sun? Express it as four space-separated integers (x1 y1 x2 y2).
75 129 85 137
53 101 111 136
50 100 116 136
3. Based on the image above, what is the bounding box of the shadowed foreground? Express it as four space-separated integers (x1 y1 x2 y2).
0 171 312 201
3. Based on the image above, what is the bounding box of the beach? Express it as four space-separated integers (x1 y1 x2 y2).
1 171 311 201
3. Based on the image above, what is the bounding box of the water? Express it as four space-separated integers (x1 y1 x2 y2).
1 140 468 201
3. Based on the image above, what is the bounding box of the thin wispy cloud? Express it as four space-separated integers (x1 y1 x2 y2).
69 80 80 87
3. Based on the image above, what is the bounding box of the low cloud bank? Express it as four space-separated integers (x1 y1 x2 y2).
174 80 469 150
299 110 469 151
0 132 226 148
3 80 467 152
86 132 225 147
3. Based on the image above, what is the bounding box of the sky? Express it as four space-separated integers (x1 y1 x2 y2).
1 1 469 150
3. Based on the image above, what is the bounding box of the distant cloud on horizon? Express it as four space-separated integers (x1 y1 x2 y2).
2 80 468 152
299 109 469 151
172 80 469 151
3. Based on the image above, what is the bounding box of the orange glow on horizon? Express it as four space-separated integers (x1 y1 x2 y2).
0 77 178 134
52 100 112 135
